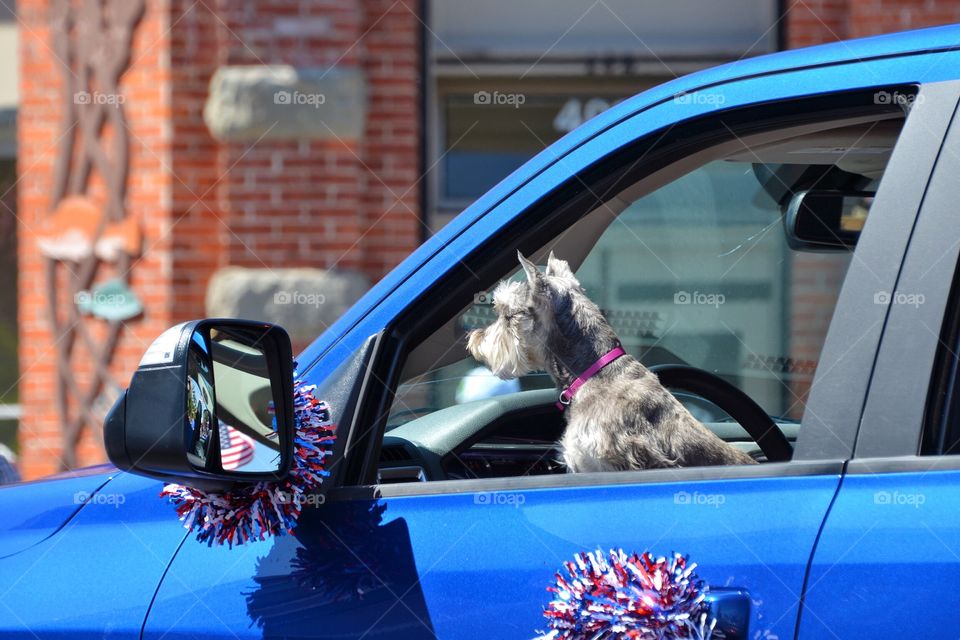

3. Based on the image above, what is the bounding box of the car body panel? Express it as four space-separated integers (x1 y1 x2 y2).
799 469 960 638
0 472 188 638
0 467 114 559
143 499 436 639
145 473 841 639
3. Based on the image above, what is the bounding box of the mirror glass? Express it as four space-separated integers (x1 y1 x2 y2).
785 189 873 250
184 325 283 474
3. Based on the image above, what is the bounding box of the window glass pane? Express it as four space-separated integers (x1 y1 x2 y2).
395 157 860 428
0 159 17 468
442 94 625 202
387 112 904 480
574 159 851 421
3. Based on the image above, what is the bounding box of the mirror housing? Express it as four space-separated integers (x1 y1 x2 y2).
784 189 873 251
104 319 295 491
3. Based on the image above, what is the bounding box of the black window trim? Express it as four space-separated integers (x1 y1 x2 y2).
302 333 380 489
923 261 960 458
342 88 923 490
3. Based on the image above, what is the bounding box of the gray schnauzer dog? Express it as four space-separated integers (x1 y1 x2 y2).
467 251 757 472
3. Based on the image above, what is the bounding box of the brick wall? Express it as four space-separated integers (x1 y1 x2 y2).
357 0 422 278
206 0 421 280
169 0 224 323
165 0 421 315
17 0 174 478
17 0 422 479
787 0 960 48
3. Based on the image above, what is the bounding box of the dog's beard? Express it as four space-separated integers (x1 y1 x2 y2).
467 321 533 380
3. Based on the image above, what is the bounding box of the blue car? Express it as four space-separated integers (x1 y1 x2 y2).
5 24 960 639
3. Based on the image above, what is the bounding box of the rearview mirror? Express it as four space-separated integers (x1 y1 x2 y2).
105 319 294 491
784 189 873 251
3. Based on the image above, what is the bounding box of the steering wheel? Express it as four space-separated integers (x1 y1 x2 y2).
651 364 793 462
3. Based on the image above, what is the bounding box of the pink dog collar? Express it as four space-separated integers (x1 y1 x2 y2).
556 344 626 411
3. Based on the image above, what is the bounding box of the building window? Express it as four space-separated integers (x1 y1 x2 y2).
424 0 780 230
431 80 649 227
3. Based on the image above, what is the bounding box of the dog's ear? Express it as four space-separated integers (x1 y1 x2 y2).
517 251 540 284
545 251 577 282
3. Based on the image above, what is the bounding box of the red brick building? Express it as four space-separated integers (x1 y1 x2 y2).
16 0 419 479
11 1 960 479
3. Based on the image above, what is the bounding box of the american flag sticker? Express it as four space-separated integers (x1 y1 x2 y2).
219 422 256 470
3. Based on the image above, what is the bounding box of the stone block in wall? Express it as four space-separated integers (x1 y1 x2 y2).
203 65 367 141
205 267 369 346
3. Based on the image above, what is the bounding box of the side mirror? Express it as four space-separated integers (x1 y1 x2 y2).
784 189 873 251
105 319 295 491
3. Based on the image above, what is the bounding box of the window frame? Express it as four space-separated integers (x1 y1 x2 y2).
344 88 933 491
848 80 960 470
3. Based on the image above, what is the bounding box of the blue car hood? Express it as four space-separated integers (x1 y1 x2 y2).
0 464 116 558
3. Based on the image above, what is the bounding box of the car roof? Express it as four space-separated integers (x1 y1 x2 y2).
298 24 960 371
584 24 960 148
657 23 960 93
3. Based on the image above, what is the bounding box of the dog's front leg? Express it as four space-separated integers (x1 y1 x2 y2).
560 423 618 473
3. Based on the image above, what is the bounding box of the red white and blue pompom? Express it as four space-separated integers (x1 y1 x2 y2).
538 548 716 640
161 381 336 547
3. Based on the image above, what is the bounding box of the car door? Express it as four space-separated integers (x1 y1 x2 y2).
143 68 954 640
330 83 948 640
798 80 960 639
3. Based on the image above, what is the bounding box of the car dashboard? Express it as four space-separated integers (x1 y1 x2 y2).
378 389 800 484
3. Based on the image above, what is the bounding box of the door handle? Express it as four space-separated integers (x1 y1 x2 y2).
704 588 750 640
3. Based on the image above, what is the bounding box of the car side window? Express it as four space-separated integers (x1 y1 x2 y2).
572 159 848 423
923 277 960 456
380 108 908 482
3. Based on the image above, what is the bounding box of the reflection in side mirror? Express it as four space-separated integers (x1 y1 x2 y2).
105 319 294 491
186 326 285 475
784 189 873 252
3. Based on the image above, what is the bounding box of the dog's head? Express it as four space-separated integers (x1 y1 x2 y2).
467 251 583 379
